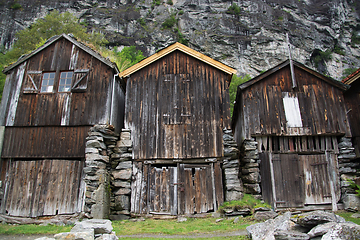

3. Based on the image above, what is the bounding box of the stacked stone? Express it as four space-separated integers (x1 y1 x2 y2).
109 129 133 220
338 137 360 211
84 125 119 219
222 129 243 201
240 139 261 199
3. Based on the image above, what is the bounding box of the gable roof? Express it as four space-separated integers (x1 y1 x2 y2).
342 67 360 85
238 59 348 91
118 42 237 78
3 34 119 74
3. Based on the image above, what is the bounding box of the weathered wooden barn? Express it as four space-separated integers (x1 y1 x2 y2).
232 60 352 210
0 34 125 217
119 42 237 215
342 68 360 158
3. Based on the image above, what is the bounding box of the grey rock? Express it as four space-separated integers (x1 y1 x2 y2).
342 194 360 212
212 212 221 218
321 222 360 240
215 218 224 223
243 183 261 194
86 153 110 163
255 207 272 212
96 232 119 240
54 230 94 240
109 214 130 221
291 211 345 227
225 190 243 201
113 180 131 188
112 169 132 180
116 161 132 170
71 219 113 234
113 188 131 195
233 217 240 223
247 212 295 240
254 211 278 221
86 139 106 149
34 238 56 240
351 213 360 218
274 230 309 240
177 216 187 222
307 222 337 238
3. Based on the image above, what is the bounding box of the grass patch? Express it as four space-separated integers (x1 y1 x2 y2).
336 210 360 225
113 216 256 235
119 237 250 240
218 194 270 214
0 224 73 235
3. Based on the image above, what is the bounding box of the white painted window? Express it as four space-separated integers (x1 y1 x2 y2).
282 92 303 128
58 71 73 92
40 72 55 93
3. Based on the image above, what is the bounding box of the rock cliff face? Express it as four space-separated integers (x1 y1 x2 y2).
1 0 359 79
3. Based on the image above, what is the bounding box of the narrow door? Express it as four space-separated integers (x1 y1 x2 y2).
271 153 304 208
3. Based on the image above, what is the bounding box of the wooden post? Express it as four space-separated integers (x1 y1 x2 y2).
326 151 338 211
269 153 278 210
211 163 217 211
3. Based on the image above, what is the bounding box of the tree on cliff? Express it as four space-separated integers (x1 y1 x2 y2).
0 10 144 101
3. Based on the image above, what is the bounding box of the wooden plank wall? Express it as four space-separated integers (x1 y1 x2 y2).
233 65 351 141
343 79 360 157
1 38 121 128
1 126 90 158
2 159 84 217
131 163 223 215
125 50 231 159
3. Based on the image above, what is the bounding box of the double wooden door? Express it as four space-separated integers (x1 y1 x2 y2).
260 152 340 209
131 162 223 215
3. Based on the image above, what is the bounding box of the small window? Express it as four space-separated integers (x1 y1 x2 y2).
58 71 73 92
40 72 55 93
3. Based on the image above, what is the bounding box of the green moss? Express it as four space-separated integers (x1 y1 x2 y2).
167 0 173 5
162 15 177 29
218 194 270 213
227 3 241 15
10 2 22 10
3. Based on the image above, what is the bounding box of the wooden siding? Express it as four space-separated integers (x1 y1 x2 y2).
233 65 350 142
0 38 122 129
125 50 231 159
343 79 360 157
131 162 223 215
1 159 84 217
1 126 90 158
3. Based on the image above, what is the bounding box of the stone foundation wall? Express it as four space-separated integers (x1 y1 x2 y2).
84 125 119 219
338 137 360 211
222 129 243 201
240 139 261 199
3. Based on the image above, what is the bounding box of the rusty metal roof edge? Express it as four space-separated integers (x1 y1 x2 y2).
342 68 360 85
3 34 119 74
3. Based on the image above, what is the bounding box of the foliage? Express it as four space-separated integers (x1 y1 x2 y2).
0 223 72 235
175 28 189 46
101 46 145 72
218 194 271 213
227 3 241 15
229 74 251 116
334 45 345 56
152 0 161 8
162 15 177 29
313 49 332 68
178 10 184 15
10 3 22 10
336 210 360 225
112 216 256 235
346 179 360 197
167 0 173 5
342 68 358 79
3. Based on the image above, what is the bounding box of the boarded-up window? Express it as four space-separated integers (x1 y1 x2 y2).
282 92 302 127
23 71 41 93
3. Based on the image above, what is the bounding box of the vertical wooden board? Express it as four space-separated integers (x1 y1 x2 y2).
169 167 177 215
30 160 45 217
259 152 273 206
154 168 161 212
214 162 224 206
199 167 208 213
206 166 214 212
43 160 57 216
160 168 167 212
184 168 194 214
148 167 156 213
178 164 185 215
140 164 148 214
194 168 201 213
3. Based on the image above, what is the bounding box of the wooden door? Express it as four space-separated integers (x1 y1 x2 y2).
300 153 340 205
271 153 304 208
1 159 84 217
178 163 223 214
131 162 223 215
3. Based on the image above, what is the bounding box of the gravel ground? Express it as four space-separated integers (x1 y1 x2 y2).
0 230 248 239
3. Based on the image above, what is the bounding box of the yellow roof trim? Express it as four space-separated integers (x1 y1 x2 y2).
119 42 237 78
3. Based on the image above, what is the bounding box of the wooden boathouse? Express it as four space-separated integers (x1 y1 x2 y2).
119 42 237 215
232 59 351 210
0 34 125 217
342 68 360 158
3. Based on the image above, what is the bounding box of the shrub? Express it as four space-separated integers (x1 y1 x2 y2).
218 194 271 213
162 15 177 29
227 3 241 15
